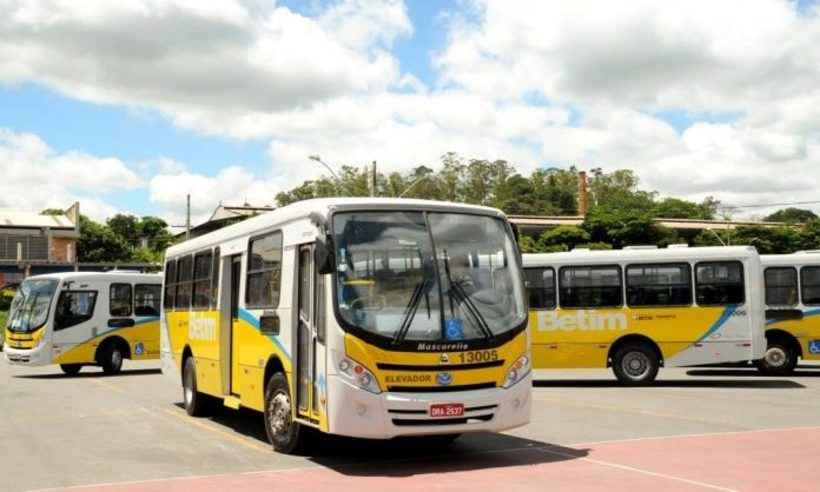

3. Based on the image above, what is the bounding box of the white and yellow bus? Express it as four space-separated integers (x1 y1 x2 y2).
4 271 162 375
523 246 766 384
161 198 531 453
756 251 820 375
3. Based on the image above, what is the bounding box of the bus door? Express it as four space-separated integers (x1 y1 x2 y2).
229 255 242 396
296 244 322 422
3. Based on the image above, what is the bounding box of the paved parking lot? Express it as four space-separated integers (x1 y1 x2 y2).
3 360 820 492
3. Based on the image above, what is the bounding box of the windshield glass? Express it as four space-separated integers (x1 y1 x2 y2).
7 279 59 333
333 211 526 344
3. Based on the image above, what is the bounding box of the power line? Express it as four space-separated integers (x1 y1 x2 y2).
720 200 820 210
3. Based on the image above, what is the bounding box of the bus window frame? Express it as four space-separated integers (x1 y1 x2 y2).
163 258 177 311
109 282 133 317
245 229 284 310
175 254 194 310
558 264 623 309
192 249 214 311
764 266 799 307
135 284 162 317
625 262 693 309
800 265 820 306
55 290 99 331
694 260 746 306
210 247 220 309
524 266 557 311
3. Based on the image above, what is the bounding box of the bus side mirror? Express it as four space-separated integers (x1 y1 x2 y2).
315 236 335 275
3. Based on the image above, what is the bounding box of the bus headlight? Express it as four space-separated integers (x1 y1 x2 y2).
335 352 381 394
503 354 530 389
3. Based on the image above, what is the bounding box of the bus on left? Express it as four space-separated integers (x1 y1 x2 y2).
4 271 163 375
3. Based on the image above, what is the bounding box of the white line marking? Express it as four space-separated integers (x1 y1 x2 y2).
568 424 820 447
539 447 737 492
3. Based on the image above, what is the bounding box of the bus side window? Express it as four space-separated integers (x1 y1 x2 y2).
55 291 98 330
175 255 194 310
135 284 162 317
110 283 133 317
801 266 820 306
163 259 177 311
192 250 213 310
246 231 283 308
524 267 556 310
695 261 744 305
626 263 692 307
559 265 622 308
765 267 798 307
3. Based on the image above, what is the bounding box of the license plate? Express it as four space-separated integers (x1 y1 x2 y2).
429 403 464 418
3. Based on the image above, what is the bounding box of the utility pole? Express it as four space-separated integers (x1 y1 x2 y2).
185 194 191 241
369 161 377 197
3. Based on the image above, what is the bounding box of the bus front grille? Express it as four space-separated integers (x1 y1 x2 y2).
377 360 504 371
392 414 494 426
386 382 496 393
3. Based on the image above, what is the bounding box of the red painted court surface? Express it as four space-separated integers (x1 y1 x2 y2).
44 426 820 492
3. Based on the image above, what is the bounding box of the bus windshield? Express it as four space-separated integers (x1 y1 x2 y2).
7 279 59 333
333 211 526 344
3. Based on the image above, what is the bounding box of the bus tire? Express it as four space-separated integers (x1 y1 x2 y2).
755 340 797 376
60 364 82 376
182 356 210 417
263 373 303 454
612 343 659 385
99 342 124 375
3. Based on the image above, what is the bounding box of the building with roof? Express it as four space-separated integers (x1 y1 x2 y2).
178 203 276 240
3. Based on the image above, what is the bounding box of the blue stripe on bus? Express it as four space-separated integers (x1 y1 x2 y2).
238 308 292 360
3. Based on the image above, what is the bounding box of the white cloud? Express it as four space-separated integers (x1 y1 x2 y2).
0 128 142 220
3 0 820 219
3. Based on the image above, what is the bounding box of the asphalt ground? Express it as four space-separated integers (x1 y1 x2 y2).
3 360 820 492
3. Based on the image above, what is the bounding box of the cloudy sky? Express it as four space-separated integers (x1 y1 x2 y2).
1 0 819 226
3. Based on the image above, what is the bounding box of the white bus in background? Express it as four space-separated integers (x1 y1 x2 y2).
523 246 766 384
161 198 531 453
4 271 162 375
757 251 820 375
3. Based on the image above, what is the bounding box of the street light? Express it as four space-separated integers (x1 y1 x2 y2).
308 155 341 182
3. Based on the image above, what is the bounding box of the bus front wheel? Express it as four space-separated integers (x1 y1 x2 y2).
264 373 303 454
755 341 797 376
60 364 82 376
182 357 211 417
612 343 659 385
99 343 124 375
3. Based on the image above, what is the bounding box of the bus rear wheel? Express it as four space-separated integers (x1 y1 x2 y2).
60 364 82 376
182 356 210 416
263 373 303 454
612 343 659 385
755 341 797 376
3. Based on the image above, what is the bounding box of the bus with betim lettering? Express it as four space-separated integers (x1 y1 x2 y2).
4 271 162 375
522 245 765 385
160 198 531 453
756 251 820 375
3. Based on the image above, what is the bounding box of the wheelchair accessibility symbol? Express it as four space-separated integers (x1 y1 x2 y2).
809 340 820 354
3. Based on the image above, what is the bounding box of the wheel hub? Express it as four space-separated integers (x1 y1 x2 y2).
269 392 291 436
184 368 193 405
622 351 650 379
765 347 787 367
112 349 122 367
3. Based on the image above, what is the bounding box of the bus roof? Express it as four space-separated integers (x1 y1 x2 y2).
20 271 162 283
761 251 820 266
166 197 506 259
523 245 758 267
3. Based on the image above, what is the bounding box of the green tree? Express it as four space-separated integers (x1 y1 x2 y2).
583 207 658 248
107 214 140 247
653 197 717 220
538 226 590 250
77 215 130 263
765 208 817 224
588 168 656 211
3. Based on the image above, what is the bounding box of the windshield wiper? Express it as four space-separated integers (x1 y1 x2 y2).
441 251 493 340
393 278 432 345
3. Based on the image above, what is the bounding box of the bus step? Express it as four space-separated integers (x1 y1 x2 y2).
223 396 241 410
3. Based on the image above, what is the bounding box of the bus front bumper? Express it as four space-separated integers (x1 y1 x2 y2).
326 373 531 439
4 342 51 366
